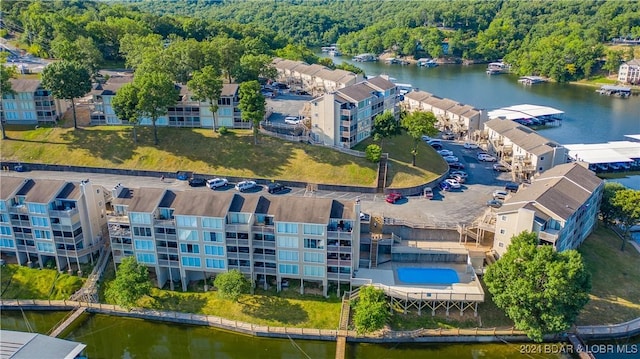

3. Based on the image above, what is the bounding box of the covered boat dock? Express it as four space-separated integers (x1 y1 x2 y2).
488 104 565 127
596 85 632 97
565 141 640 172
0 330 87 359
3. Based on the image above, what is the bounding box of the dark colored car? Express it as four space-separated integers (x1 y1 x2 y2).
449 162 466 170
267 182 287 194
188 178 207 187
487 199 503 208
505 182 520 192
430 143 443 150
439 181 451 191
176 171 191 181
385 192 403 204
493 163 510 172
14 165 27 172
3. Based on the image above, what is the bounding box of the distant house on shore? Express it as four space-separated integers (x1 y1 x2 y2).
618 59 640 85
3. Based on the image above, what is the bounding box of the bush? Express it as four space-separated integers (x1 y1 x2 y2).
213 269 250 301
365 144 382 163
353 286 389 334
218 126 229 135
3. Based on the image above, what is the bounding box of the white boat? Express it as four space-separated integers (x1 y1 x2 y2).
518 76 547 85
486 62 509 75
416 58 438 67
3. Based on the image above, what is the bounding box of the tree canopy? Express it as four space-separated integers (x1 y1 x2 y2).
105 256 152 310
133 71 178 145
372 110 400 151
1 54 16 139
401 111 439 166
213 270 250 302
353 285 389 334
111 82 141 143
40 60 92 129
484 231 591 342
238 80 266 145
612 188 640 251
187 65 223 131
599 182 626 227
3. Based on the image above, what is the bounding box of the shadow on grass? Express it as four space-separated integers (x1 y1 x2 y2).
148 292 209 314
241 296 309 325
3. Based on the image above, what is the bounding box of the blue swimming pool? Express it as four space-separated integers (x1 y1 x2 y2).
397 267 460 285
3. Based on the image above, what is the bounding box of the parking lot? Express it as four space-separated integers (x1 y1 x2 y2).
265 92 312 123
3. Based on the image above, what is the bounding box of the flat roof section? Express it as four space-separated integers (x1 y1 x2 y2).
0 330 86 359
565 141 640 164
625 134 640 142
488 104 564 120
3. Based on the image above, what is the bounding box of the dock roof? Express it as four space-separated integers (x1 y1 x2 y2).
488 104 564 120
1 330 86 359
564 141 640 164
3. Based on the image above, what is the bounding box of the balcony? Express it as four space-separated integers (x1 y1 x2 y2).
227 252 251 260
154 218 176 227
252 240 275 249
327 273 351 281
154 233 177 241
49 207 79 217
158 259 180 267
251 225 274 233
226 239 250 247
327 259 351 266
110 243 133 251
107 214 130 224
327 230 353 240
16 245 36 252
226 223 250 232
327 245 352 254
254 267 277 276
538 229 559 243
252 253 276 261
108 225 131 238
9 205 27 214
156 246 178 254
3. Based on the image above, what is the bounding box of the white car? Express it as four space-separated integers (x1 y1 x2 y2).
450 170 468 179
493 190 508 200
235 180 257 192
444 178 461 189
463 141 479 149
284 116 302 125
437 149 454 157
421 135 432 142
443 156 459 163
478 153 497 162
207 178 228 189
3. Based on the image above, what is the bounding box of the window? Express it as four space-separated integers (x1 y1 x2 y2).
0 201 5 211
133 227 152 237
304 238 324 249
202 217 223 229
0 226 11 235
206 258 225 269
36 242 55 253
176 215 197 227
278 264 299 275
129 213 151 224
498 242 504 247
277 236 299 248
178 229 198 241
134 239 154 251
31 216 49 227
228 213 249 224
303 224 324 235
180 243 200 254
540 156 545 160
203 231 222 242
303 252 324 263
136 253 156 264
276 223 298 234
278 250 299 262
499 229 506 234
204 245 224 256
27 203 47 214
181 256 201 268
0 238 15 248
34 230 52 240
303 265 324 277
501 215 507 221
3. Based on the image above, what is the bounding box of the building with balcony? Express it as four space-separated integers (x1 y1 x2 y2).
0 177 107 272
90 75 246 129
271 58 362 95
309 77 398 148
492 162 603 257
106 184 360 295
1 79 68 124
618 59 640 85
401 90 488 140
484 118 567 182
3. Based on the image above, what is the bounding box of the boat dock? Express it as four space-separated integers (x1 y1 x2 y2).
567 333 596 359
353 53 378 62
565 140 640 173
518 76 548 85
416 58 438 67
1 330 87 359
49 306 88 338
486 62 510 75
596 85 631 97
488 104 565 127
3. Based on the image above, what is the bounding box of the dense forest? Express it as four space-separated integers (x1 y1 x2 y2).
1 0 639 82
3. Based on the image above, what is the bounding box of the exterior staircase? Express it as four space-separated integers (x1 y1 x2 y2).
376 154 388 193
369 216 384 268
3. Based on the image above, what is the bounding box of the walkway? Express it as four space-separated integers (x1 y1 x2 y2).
48 307 87 338
70 243 111 303
567 333 596 359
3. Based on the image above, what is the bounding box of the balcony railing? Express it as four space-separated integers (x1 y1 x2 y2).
251 225 274 233
252 240 276 248
538 230 559 243
327 230 353 239
327 245 352 253
49 208 79 217
226 223 250 232
9 205 27 214
327 273 351 281
327 259 351 266
252 253 276 262
158 259 180 267
226 239 249 247
254 267 277 275
108 227 131 237
227 252 251 260
154 218 176 227
107 214 129 223
156 246 178 254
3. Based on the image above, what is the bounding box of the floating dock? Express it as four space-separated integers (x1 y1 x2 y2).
518 76 547 85
596 85 631 98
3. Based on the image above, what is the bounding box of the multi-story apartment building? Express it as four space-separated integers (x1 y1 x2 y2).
402 90 488 140
492 162 603 257
618 59 640 84
90 75 247 129
309 77 398 148
272 58 362 95
106 185 360 295
1 79 68 124
484 118 567 181
0 177 107 271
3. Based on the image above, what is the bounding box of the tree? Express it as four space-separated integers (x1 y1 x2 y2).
236 54 277 83
214 37 244 83
112 83 141 144
401 111 439 166
353 286 389 334
612 189 640 251
188 66 223 131
365 144 382 163
238 80 266 145
1 54 16 139
372 110 400 152
599 182 626 227
484 231 591 342
603 49 624 75
105 256 152 310
134 71 178 145
41 60 92 129
50 36 103 77
213 269 250 302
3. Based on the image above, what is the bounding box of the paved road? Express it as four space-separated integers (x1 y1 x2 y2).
2 141 511 227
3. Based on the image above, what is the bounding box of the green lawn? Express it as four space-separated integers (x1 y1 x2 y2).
0 264 85 300
576 226 640 325
1 124 443 188
353 131 448 188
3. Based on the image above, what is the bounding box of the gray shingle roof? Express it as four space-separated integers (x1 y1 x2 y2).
0 176 29 200
8 79 41 93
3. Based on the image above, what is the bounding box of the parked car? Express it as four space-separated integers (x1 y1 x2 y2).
359 212 371 221
444 178 461 189
235 180 257 192
487 199 503 208
463 141 478 149
449 162 466 170
176 171 191 181
493 190 508 200
385 192 403 204
478 153 497 162
207 178 228 189
505 182 520 192
424 187 434 199
437 149 454 157
449 174 465 183
441 132 455 140
430 143 443 150
267 182 287 194
443 156 459 163
188 178 207 187
427 139 442 146
284 116 302 125
439 181 452 191
493 163 510 172
14 164 27 172
450 170 468 178
421 135 432 142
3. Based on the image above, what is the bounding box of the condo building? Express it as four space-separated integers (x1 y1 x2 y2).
0 79 68 124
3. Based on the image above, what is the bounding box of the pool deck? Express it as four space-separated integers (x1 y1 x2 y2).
355 262 484 302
